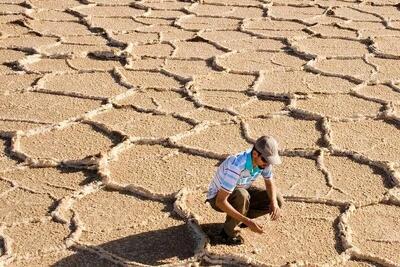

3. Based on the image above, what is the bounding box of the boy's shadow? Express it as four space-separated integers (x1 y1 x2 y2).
200 223 226 246
52 224 198 266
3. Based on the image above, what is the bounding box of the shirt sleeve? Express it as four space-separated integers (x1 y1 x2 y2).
261 165 273 180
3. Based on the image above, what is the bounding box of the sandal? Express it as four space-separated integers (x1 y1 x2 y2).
238 223 248 229
219 229 244 245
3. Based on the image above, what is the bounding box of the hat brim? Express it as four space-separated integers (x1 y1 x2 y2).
265 155 282 165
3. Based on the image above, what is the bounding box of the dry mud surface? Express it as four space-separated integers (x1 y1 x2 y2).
0 0 400 266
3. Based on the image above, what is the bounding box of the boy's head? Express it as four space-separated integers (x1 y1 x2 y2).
254 135 281 166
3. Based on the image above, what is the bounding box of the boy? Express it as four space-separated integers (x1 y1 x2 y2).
206 135 284 245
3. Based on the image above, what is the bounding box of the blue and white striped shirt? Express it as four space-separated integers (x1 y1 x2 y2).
206 148 273 199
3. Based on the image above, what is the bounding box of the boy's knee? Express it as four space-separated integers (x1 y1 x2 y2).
235 188 250 202
229 188 250 214
229 188 250 208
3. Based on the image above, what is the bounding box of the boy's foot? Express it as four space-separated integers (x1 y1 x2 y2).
238 223 248 229
219 229 244 245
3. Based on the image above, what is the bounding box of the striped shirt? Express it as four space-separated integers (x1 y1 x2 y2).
206 148 273 199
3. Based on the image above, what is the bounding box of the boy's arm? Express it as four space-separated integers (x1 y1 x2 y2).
264 178 281 220
215 189 264 234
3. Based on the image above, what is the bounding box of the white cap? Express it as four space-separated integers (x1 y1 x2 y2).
254 135 282 165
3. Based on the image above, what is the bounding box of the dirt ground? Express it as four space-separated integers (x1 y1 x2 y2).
0 0 400 266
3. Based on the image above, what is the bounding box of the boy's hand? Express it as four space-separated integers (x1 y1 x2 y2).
270 202 281 220
245 218 264 234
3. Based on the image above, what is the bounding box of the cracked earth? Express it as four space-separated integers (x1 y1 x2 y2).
0 0 400 266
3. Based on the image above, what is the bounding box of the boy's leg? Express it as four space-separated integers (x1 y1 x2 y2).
224 188 250 237
207 197 222 212
247 187 284 219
